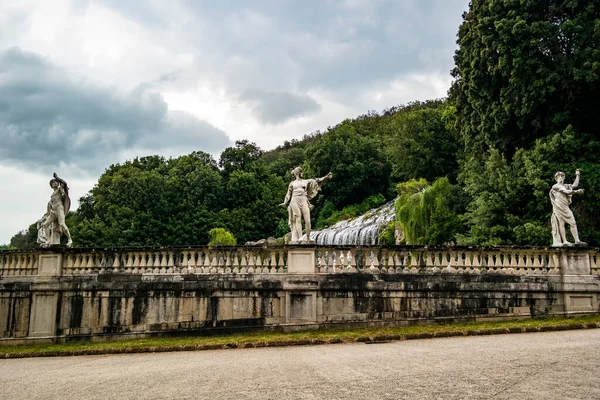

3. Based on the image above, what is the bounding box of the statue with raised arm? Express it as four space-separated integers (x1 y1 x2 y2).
280 167 332 243
38 172 73 247
550 169 585 247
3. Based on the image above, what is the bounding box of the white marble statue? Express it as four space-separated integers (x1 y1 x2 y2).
38 173 73 247
550 169 585 247
280 167 332 243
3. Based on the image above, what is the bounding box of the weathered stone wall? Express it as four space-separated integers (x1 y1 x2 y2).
0 272 591 344
1 246 599 344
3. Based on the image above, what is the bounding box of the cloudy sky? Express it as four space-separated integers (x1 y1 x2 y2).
0 0 469 244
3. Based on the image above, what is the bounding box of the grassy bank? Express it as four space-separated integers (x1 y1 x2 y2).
2 315 599 359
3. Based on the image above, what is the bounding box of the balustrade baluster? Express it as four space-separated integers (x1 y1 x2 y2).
532 252 543 274
84 254 92 274
198 251 207 273
315 249 322 273
14 255 23 275
385 252 395 273
22 254 29 275
150 252 159 274
97 253 105 274
378 249 387 273
7 254 15 275
277 250 286 273
370 251 379 273
194 250 204 273
158 251 167 274
166 251 175 273
247 251 256 273
179 251 188 274
125 252 135 274
471 252 481 274
591 252 600 276
230 250 240 274
30 253 38 275
238 251 247 273
215 251 224 274
136 252 146 273
19 255 26 275
190 250 199 273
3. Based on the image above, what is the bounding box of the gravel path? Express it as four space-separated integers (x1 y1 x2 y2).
1 329 599 399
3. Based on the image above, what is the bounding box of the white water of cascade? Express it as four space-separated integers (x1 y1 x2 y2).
302 199 396 245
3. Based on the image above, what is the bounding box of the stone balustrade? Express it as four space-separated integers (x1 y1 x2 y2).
1 245 598 344
0 245 597 277
0 252 39 276
590 251 600 276
61 247 289 275
315 247 569 275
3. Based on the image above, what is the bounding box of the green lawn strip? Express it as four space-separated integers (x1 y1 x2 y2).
2 315 599 358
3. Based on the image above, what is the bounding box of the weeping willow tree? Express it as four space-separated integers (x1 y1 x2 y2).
395 177 462 245
208 228 237 246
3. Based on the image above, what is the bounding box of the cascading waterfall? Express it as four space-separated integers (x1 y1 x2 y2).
303 199 396 245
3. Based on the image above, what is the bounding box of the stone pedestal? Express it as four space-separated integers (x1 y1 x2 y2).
285 291 317 323
558 250 596 313
29 292 59 337
38 253 63 276
559 251 591 275
28 253 61 337
287 248 315 274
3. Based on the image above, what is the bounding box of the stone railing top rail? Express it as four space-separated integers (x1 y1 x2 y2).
1 244 599 277
1 243 599 254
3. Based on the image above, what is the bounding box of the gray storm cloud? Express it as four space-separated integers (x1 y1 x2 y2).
0 47 231 173
239 89 321 124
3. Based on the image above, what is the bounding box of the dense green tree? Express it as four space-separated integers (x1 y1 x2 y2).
385 104 458 182
9 224 37 250
451 0 600 155
395 178 463 245
451 0 600 245
262 147 306 181
220 164 287 243
219 140 263 177
305 120 391 211
69 152 224 246
208 228 237 246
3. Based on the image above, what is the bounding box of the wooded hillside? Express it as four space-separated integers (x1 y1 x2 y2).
8 0 600 248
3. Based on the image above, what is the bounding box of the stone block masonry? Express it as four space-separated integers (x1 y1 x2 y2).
0 245 599 344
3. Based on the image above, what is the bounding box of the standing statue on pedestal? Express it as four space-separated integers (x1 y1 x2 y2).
38 173 73 247
280 167 332 244
550 169 585 247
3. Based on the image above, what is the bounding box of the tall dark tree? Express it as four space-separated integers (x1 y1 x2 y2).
219 140 263 176
451 0 600 245
451 0 600 155
305 120 391 210
69 152 224 247
385 104 458 182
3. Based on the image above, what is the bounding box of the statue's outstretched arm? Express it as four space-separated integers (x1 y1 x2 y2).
53 172 69 189
316 172 333 184
573 169 580 188
554 185 574 195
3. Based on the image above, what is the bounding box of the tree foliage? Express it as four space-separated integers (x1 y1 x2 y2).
451 0 600 245
385 104 458 182
395 178 462 245
68 152 225 246
9 1 599 248
451 0 600 155
305 120 391 210
208 228 237 246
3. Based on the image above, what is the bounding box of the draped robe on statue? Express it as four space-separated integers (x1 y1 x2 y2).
550 183 576 246
286 178 323 242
